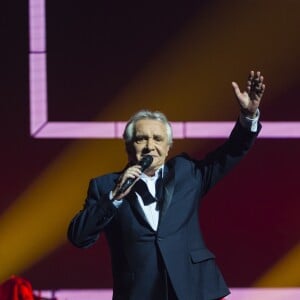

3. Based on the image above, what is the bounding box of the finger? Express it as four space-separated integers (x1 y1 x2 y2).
232 81 241 96
254 71 265 83
250 72 265 92
126 169 141 179
254 72 262 84
130 165 142 172
123 167 141 180
258 83 266 94
248 70 255 82
249 70 262 82
254 75 265 91
248 71 256 89
254 83 266 100
259 75 264 84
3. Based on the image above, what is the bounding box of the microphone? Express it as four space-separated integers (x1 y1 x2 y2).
117 155 153 194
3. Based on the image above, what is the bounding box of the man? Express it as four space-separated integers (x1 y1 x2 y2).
68 71 265 300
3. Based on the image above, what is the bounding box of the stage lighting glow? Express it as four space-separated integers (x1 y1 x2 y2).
29 0 300 139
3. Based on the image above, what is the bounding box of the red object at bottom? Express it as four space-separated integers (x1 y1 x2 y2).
0 275 34 300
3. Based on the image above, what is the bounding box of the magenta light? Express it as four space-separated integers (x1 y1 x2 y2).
31 121 300 139
34 122 116 138
29 0 300 139
29 53 48 135
29 0 46 52
35 288 300 300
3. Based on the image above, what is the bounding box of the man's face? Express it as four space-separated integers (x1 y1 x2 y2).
127 119 171 175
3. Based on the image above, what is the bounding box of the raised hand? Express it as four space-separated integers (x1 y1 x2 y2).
232 70 266 118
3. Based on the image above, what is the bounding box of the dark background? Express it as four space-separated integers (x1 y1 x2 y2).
1 0 299 290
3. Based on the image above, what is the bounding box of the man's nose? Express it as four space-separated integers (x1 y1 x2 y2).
145 138 155 150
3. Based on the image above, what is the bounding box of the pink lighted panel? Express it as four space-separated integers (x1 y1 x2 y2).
29 0 300 139
35 288 300 300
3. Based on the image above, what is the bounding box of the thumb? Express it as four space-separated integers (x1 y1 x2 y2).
231 81 241 98
231 81 240 91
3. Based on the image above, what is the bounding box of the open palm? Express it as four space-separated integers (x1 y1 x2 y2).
232 70 265 117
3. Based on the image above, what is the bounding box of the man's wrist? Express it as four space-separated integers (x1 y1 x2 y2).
239 109 260 132
240 108 259 119
109 191 124 208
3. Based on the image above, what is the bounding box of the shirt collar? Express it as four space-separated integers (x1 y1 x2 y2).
140 166 164 181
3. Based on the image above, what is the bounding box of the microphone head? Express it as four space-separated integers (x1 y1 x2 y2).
139 155 153 171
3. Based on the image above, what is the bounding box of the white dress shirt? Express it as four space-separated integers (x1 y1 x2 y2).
135 168 163 231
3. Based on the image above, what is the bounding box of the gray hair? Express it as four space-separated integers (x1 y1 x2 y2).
123 110 173 145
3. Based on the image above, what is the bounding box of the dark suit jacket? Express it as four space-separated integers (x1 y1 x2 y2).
68 122 261 300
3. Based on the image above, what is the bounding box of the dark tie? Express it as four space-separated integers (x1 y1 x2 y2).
134 170 163 205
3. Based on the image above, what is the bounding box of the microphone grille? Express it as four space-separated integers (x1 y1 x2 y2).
139 155 153 171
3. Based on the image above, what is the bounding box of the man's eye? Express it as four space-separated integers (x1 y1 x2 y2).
135 137 145 143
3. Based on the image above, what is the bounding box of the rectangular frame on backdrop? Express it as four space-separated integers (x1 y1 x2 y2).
29 0 300 139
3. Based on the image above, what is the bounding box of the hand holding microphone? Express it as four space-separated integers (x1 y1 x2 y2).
113 155 153 199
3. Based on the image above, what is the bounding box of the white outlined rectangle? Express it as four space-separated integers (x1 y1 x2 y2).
28 0 300 139
35 288 300 300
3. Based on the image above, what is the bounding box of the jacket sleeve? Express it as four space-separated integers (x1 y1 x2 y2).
67 178 117 248
196 120 261 197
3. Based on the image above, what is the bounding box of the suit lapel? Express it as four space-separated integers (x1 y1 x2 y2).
159 164 175 222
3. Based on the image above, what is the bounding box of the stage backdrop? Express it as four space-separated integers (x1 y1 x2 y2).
1 0 299 290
